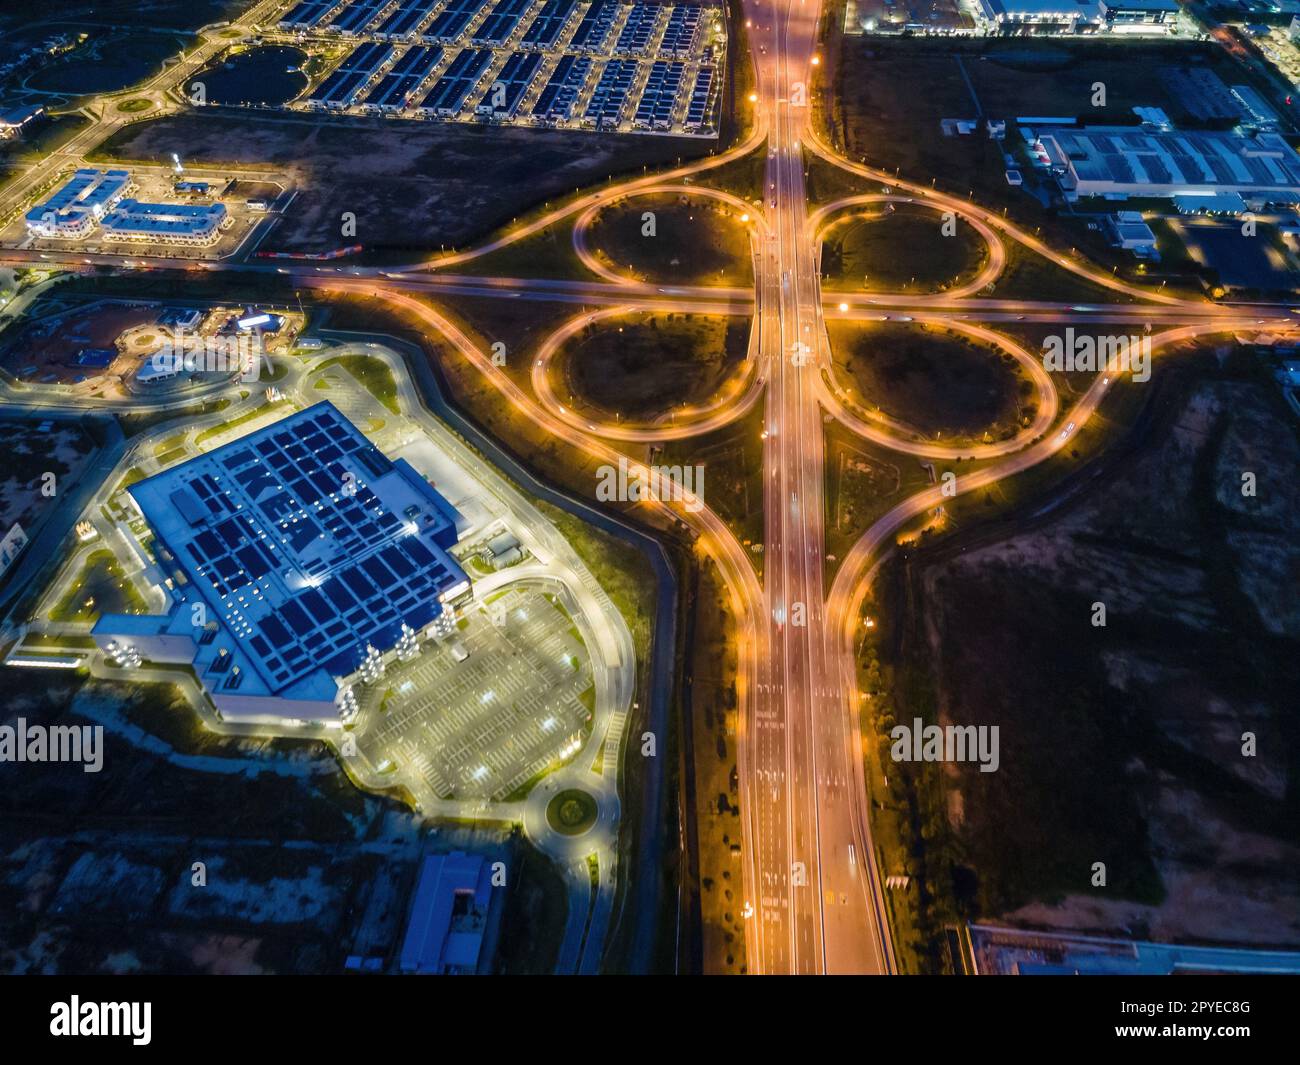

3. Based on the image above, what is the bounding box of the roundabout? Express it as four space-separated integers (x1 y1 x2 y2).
546 789 600 837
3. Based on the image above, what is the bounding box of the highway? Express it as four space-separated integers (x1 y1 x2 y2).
738 0 891 976
4 0 1298 978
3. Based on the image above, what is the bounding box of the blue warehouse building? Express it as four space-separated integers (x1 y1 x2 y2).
93 403 470 725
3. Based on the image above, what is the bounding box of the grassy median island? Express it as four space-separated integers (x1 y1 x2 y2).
828 321 1031 439
546 789 599 836
316 354 400 415
48 550 146 624
820 204 988 294
558 313 748 421
584 193 754 286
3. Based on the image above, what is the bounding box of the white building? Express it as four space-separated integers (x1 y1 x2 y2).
1039 126 1300 202
1097 0 1181 31
1105 211 1159 257
92 403 471 726
974 0 1181 32
101 200 229 246
975 0 1101 30
0 522 28 577
25 168 134 238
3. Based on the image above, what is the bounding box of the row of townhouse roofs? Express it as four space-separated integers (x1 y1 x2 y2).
25 169 231 245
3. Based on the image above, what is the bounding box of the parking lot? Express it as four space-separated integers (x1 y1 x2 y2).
353 584 594 803
271 0 726 136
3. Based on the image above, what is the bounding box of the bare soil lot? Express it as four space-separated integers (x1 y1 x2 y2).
886 353 1300 946
0 419 95 529
0 301 156 387
94 112 717 258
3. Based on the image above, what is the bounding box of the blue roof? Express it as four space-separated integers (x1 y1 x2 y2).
399 852 493 973
126 402 468 700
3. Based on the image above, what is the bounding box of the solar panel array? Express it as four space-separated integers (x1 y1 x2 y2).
307 41 395 106
280 0 344 30
521 0 578 49
584 57 636 126
362 44 443 108
530 53 591 121
660 4 701 57
289 1 723 134
419 46 493 112
472 0 532 45
136 403 467 694
685 64 715 129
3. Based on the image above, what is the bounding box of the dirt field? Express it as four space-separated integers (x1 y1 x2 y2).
893 355 1300 946
0 419 96 529
95 112 718 257
0 300 158 391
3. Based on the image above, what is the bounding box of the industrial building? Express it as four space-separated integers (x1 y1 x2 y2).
100 200 230 245
973 0 1181 31
157 306 205 330
398 852 496 974
975 0 1102 31
1097 0 1181 29
25 168 134 239
92 403 472 726
0 103 45 140
1036 126 1300 201
1104 211 1159 258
